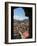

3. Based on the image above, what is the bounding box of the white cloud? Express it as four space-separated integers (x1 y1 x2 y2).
13 15 29 21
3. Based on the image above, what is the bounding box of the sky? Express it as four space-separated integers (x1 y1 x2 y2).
13 8 29 21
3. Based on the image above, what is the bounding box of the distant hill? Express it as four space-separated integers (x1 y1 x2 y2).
14 19 29 23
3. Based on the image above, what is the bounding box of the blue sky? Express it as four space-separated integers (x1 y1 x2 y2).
13 8 29 21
